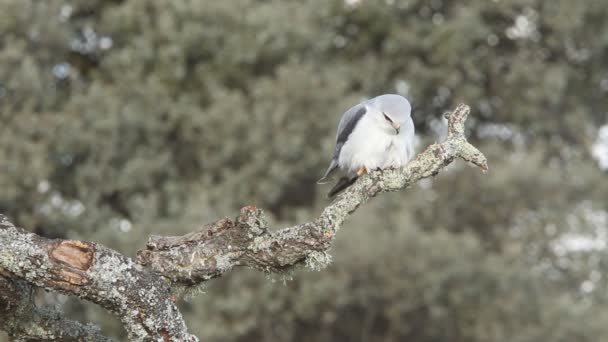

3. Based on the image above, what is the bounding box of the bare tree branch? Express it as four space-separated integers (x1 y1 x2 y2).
0 104 486 341
137 104 488 284
0 217 198 342
0 275 112 341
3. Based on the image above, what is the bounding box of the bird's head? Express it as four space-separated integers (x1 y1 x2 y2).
369 94 412 135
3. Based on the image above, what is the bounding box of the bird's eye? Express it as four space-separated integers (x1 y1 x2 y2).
383 113 393 123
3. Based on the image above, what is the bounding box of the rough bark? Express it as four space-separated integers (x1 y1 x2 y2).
0 104 487 341
0 276 112 341
0 216 197 342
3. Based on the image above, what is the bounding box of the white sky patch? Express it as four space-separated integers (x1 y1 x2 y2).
99 36 113 50
52 63 71 80
37 180 50 193
477 123 514 140
477 122 526 147
555 233 606 253
50 193 64 207
506 9 540 41
34 187 85 217
64 201 85 217
581 280 595 293
552 204 608 254
333 35 347 48
395 80 411 97
111 218 133 233
70 27 113 54
119 219 132 233
59 5 73 22
592 124 608 170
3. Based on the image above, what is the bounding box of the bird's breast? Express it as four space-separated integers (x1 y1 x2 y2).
338 116 413 173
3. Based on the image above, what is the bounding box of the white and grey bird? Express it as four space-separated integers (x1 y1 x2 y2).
318 94 415 197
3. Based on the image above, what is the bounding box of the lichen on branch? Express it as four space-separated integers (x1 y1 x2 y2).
137 104 488 284
1 104 486 341
0 276 112 342
0 215 198 342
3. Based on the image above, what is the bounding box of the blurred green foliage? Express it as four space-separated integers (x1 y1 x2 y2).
1 0 608 341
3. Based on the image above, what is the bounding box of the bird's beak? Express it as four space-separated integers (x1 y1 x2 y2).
392 122 401 134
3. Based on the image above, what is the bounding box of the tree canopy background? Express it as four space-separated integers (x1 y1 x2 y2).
1 0 608 341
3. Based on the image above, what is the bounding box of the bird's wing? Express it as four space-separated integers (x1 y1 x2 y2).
317 104 367 184
336 104 367 148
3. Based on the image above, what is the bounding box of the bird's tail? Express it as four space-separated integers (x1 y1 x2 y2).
317 159 338 184
327 176 358 198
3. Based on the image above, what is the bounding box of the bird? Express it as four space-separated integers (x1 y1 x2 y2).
318 94 415 197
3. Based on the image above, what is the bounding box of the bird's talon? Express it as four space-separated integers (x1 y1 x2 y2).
356 167 368 177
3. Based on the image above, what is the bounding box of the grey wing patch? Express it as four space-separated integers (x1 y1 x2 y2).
317 105 367 184
336 105 367 148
